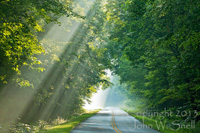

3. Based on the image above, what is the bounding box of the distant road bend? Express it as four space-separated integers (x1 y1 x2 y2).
71 107 160 133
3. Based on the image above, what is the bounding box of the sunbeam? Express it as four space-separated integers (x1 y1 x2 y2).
0 0 104 131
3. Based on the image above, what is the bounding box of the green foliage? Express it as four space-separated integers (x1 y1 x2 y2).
0 0 86 86
38 120 48 130
1 0 200 131
39 110 100 133
0 0 111 131
10 122 33 133
101 0 200 123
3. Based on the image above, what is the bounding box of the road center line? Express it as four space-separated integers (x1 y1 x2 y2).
111 111 122 133
111 116 119 133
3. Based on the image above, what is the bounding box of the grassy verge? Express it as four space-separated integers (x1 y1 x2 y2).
126 111 200 133
38 109 100 133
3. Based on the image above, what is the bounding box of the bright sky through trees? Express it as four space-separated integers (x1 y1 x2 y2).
83 88 110 109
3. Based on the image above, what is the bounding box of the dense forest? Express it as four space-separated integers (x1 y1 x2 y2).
0 0 200 132
103 0 200 114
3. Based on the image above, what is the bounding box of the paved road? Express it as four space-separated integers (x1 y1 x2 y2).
71 107 160 133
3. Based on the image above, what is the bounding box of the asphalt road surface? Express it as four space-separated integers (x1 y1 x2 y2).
71 107 160 133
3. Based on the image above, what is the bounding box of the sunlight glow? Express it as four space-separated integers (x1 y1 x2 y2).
83 88 110 110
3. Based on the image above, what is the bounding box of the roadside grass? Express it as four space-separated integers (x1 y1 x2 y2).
126 111 200 133
38 109 100 133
